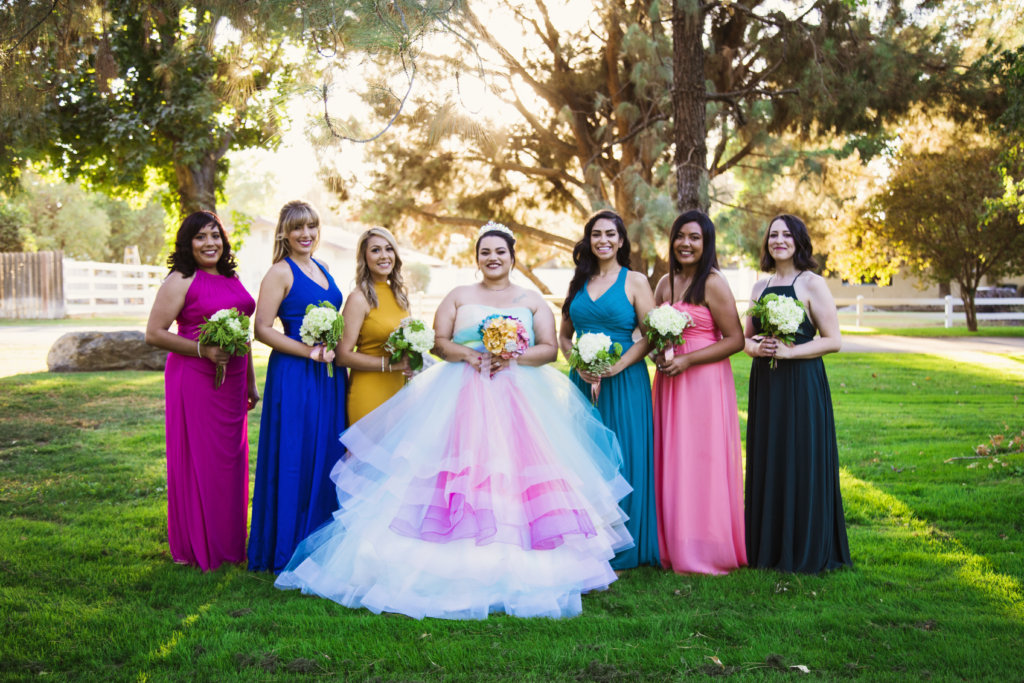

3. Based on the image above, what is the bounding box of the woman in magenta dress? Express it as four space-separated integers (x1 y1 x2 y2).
146 211 258 571
652 210 746 575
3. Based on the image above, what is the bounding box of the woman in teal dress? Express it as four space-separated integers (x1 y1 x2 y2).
744 214 852 573
559 210 659 570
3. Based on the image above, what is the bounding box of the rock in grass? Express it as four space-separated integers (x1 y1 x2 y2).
47 331 167 372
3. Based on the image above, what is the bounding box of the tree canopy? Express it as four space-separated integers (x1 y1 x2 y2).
334 0 978 287
0 0 461 217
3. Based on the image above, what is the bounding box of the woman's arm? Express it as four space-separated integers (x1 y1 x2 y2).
254 262 333 363
432 287 482 370
658 272 744 376
246 352 260 410
772 273 842 361
743 278 774 359
145 272 228 364
336 289 412 374
557 312 576 363
516 292 558 367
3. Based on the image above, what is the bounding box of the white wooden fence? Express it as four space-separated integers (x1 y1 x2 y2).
47 261 1024 329
835 295 1024 328
63 259 166 316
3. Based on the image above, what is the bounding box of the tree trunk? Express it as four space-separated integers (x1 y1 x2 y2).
957 280 979 331
174 153 221 217
672 0 708 213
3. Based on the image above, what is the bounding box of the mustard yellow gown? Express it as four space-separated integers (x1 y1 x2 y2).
347 282 409 423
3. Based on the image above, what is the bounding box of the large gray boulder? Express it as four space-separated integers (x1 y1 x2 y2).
47 331 167 372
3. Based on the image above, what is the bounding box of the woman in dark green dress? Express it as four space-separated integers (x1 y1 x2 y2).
743 214 852 573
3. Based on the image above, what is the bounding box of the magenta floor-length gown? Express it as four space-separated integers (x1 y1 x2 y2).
653 302 746 574
163 269 255 571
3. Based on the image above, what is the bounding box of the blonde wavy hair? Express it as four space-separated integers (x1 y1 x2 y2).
355 227 409 311
272 200 321 263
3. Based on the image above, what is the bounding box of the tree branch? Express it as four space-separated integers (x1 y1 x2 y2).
409 209 576 250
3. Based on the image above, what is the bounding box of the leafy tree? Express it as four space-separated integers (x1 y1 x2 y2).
0 0 460 216
868 130 1024 330
336 0 975 285
0 202 33 252
13 174 111 261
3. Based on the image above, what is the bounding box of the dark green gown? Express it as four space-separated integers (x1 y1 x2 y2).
745 277 852 573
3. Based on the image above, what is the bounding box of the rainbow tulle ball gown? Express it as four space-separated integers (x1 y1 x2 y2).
276 305 633 619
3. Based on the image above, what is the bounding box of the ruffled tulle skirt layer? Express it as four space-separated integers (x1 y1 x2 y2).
276 361 633 620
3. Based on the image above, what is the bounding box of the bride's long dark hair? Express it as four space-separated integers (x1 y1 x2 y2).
562 210 631 317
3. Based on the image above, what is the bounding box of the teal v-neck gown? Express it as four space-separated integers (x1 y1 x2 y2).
568 268 659 569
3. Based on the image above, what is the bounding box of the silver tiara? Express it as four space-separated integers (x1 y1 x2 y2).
478 221 515 242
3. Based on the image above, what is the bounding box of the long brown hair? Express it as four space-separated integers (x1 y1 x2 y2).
355 227 409 311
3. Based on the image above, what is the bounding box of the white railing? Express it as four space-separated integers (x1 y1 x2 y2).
63 259 166 316
835 295 1024 328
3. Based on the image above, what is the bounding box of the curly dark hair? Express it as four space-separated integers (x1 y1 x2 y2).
759 214 818 273
167 211 238 277
668 210 719 305
562 210 630 316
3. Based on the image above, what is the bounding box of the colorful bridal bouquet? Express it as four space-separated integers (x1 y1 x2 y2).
569 332 623 405
746 293 806 369
299 300 345 377
479 314 530 359
197 307 251 389
385 317 435 371
644 304 693 362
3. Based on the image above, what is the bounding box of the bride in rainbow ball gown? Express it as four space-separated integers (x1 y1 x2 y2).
275 222 633 619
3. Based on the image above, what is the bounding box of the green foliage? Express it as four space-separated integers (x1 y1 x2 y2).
1 353 1023 679
0 201 33 252
868 130 1024 330
336 0 974 281
2 172 167 263
197 309 252 358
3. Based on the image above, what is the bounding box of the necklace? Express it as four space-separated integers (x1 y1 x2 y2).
481 282 512 292
295 258 319 280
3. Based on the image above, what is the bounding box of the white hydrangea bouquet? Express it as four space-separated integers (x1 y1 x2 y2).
746 293 806 369
299 300 345 377
568 332 623 405
197 307 251 389
643 304 693 362
385 317 435 372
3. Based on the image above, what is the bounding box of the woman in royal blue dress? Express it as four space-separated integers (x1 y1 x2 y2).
275 222 632 619
744 214 852 573
558 209 659 570
248 201 347 573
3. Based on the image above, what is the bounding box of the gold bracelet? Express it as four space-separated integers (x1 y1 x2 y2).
196 339 201 358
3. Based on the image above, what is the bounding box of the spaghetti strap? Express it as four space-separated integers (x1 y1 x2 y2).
791 271 805 285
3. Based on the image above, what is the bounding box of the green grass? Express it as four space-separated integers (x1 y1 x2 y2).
0 316 149 327
1 354 1022 681
841 325 1024 337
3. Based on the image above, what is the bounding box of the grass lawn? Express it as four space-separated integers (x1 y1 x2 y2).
841 325 1024 337
1 353 1022 681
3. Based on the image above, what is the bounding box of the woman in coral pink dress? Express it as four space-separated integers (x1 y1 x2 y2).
146 211 258 571
652 210 746 574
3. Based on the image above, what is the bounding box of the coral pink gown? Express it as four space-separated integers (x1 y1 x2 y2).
653 302 746 574
163 269 255 571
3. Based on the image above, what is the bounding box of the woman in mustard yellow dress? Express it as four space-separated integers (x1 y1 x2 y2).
338 227 415 423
